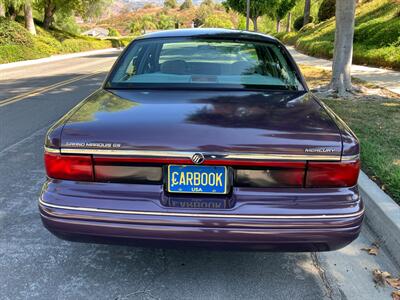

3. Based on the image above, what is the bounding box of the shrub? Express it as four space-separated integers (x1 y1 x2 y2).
273 0 400 71
204 14 234 28
0 17 33 46
108 27 121 37
293 15 314 31
0 17 114 64
54 15 81 35
164 0 178 9
299 22 316 32
180 0 193 10
318 0 336 22
106 36 135 48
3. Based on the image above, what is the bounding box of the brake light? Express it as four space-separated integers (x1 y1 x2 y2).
306 160 360 187
44 151 359 188
44 152 93 181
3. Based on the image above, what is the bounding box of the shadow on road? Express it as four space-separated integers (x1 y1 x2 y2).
0 127 327 300
0 72 108 150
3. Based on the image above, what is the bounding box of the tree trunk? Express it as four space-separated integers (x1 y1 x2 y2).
24 1 36 35
303 0 311 26
0 3 5 17
286 12 292 32
330 0 356 96
43 0 56 30
276 19 281 32
251 16 258 32
7 5 18 20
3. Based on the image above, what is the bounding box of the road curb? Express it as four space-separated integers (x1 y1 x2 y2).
0 48 120 71
359 171 400 266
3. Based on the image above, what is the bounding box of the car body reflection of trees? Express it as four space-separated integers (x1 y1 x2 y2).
185 92 334 137
68 91 138 123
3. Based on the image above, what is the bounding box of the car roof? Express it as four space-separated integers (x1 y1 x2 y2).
136 28 279 43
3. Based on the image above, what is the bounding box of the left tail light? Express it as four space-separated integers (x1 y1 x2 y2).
44 152 94 181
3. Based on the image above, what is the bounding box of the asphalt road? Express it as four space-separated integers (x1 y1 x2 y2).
0 50 398 300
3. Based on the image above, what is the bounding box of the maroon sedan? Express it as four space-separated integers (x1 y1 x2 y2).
39 29 363 251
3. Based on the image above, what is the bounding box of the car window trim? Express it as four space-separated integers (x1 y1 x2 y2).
104 36 308 92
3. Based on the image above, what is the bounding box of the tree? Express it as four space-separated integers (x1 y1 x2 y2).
201 0 214 6
37 0 111 30
143 3 154 9
225 0 279 32
108 27 120 36
286 11 292 32
42 0 56 29
83 0 113 22
164 0 177 9
143 15 157 33
180 0 193 10
130 14 156 34
24 0 36 35
204 13 234 28
318 0 335 22
303 0 310 26
330 0 357 96
293 14 313 31
3 0 23 20
0 2 5 17
194 0 214 26
157 13 175 30
272 0 296 32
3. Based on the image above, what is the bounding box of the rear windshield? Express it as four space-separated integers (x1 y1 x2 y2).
107 38 304 91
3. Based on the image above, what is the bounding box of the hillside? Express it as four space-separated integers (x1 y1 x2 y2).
276 0 400 70
0 17 126 64
120 0 222 9
94 3 235 35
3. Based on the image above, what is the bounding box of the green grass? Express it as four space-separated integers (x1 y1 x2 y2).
300 65 400 203
0 17 132 64
276 0 400 70
324 99 400 202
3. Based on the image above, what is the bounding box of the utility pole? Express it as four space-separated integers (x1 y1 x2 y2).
246 0 250 30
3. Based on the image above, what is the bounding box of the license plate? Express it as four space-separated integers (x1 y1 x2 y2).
167 165 228 194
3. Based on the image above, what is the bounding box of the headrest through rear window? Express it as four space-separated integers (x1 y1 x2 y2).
160 60 187 75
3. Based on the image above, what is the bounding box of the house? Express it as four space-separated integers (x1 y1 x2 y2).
82 28 109 38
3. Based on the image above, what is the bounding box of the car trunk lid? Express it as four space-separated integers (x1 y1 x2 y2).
59 89 342 160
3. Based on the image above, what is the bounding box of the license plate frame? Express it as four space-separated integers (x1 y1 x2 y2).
167 165 228 195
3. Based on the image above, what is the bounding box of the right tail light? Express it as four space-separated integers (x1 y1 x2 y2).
305 160 360 188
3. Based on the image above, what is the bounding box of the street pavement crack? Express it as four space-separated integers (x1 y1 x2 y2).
311 252 335 300
117 249 169 300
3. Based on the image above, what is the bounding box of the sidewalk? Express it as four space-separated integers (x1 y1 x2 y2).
287 46 400 95
0 48 120 71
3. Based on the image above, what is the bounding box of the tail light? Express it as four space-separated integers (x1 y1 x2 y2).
44 151 360 188
94 157 162 183
305 160 360 188
44 152 93 181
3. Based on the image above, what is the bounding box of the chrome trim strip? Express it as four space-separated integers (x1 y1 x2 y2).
48 147 359 162
44 147 60 154
59 148 342 161
341 154 360 162
39 198 364 220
